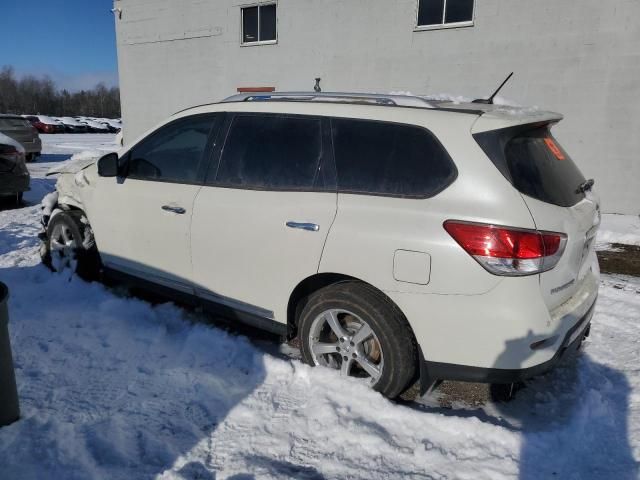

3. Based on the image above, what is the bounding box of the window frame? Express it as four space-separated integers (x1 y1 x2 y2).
414 0 475 32
329 117 458 200
205 112 336 193
118 113 222 186
240 2 278 46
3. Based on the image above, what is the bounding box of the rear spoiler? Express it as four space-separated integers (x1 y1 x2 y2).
471 108 563 134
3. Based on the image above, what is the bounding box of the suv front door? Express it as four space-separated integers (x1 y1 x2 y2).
190 113 337 327
87 114 220 292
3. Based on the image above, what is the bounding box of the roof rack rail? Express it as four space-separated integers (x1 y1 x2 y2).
221 92 437 109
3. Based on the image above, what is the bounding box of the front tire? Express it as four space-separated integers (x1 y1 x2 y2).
298 282 417 399
43 210 100 281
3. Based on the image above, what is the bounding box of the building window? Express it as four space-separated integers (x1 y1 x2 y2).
417 0 474 29
241 4 277 45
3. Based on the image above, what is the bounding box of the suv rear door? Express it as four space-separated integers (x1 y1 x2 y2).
474 123 600 311
190 113 337 327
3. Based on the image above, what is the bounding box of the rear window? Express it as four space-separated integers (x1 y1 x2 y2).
331 118 457 198
0 118 30 129
474 125 586 207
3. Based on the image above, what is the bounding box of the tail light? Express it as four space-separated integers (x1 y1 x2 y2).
0 145 22 172
443 220 567 276
0 145 20 157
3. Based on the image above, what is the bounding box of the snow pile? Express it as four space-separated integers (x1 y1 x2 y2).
389 91 473 104
388 91 528 108
597 214 640 248
422 92 473 104
0 134 637 479
41 191 59 218
0 132 26 153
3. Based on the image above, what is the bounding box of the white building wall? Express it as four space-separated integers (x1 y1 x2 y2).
113 0 640 214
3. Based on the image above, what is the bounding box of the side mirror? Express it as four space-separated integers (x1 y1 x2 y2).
97 152 119 177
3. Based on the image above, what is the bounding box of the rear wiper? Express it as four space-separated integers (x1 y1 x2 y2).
576 178 595 194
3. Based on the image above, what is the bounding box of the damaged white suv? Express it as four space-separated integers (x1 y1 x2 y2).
41 92 600 398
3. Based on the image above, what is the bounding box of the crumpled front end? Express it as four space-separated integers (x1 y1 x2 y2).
38 161 98 258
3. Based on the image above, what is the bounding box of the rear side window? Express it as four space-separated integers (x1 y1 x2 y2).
0 118 30 128
475 126 586 207
128 115 216 183
216 115 323 190
331 118 456 198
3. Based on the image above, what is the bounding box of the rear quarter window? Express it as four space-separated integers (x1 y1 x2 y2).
0 118 29 129
474 125 586 207
331 118 457 198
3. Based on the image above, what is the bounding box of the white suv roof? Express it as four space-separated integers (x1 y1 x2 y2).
222 91 440 109
178 91 563 129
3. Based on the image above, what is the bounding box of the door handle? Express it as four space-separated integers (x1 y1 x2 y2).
286 221 319 232
162 205 186 214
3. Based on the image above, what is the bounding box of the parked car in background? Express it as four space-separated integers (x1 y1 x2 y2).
0 114 42 162
77 119 110 133
0 132 30 204
95 118 122 133
40 92 600 399
56 117 89 133
24 115 64 134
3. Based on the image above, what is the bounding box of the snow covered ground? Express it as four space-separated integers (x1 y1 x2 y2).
0 135 638 479
597 214 640 249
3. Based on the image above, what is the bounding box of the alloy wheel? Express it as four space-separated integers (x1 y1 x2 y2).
308 308 384 384
49 223 78 274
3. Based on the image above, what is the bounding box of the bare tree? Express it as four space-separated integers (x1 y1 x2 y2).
0 65 121 118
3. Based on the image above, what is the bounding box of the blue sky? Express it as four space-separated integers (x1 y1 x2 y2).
2 0 118 91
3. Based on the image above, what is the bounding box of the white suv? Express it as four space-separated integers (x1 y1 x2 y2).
41 92 600 398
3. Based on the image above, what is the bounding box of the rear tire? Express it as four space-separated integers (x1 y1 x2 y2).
298 282 417 399
43 210 100 281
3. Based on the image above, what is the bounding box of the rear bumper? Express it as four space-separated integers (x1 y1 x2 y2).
421 297 595 386
22 138 42 154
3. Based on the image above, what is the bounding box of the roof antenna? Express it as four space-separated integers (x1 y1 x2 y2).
472 72 514 104
314 78 322 93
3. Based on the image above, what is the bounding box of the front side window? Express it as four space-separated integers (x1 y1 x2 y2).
216 115 323 190
242 4 277 45
127 115 216 183
332 118 457 198
417 0 474 28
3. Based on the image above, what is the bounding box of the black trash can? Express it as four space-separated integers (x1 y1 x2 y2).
0 281 19 427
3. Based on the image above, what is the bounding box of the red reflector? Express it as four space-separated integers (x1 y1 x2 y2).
0 145 19 155
443 221 562 259
236 86 276 93
541 233 562 256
